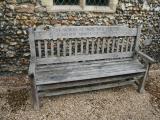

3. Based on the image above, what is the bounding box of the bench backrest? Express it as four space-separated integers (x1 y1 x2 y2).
29 25 141 65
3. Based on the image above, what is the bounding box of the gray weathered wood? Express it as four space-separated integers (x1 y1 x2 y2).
30 75 40 110
63 40 66 56
28 25 154 109
81 39 83 54
130 39 134 52
34 26 137 40
135 50 155 63
51 41 54 56
86 39 89 54
97 38 100 54
29 28 36 60
116 38 120 53
121 39 124 52
38 79 136 97
57 40 60 57
38 41 41 58
37 74 143 91
36 52 133 64
112 38 115 53
126 37 129 52
102 38 105 53
69 40 72 56
91 38 95 54
36 60 145 85
138 64 150 93
75 39 78 55
44 40 48 57
29 62 36 76
135 24 141 51
107 38 110 53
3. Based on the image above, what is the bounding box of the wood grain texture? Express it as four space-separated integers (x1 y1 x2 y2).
37 74 144 91
36 52 133 64
38 79 136 97
34 26 137 40
36 60 145 85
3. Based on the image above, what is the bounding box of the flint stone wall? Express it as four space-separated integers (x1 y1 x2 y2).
0 0 159 74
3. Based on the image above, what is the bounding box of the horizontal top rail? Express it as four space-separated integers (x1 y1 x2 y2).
31 26 138 40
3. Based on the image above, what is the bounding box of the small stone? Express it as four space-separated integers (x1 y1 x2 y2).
21 16 28 20
71 21 76 24
35 6 47 12
8 5 15 10
54 24 61 27
6 51 15 57
142 2 150 11
121 3 126 11
154 7 160 12
10 42 17 46
23 53 30 57
23 30 27 35
15 4 35 13
17 30 22 35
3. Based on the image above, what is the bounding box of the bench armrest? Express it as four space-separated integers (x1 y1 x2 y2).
135 50 155 64
29 61 36 77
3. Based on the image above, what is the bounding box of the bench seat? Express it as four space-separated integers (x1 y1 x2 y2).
35 59 146 85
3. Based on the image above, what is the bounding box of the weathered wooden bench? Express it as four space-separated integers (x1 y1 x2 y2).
28 25 155 110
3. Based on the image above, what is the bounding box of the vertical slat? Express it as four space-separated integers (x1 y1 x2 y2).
130 39 134 52
91 39 95 54
75 39 77 55
63 40 66 56
112 38 115 53
102 38 105 54
126 37 129 52
51 41 54 56
57 40 60 57
69 40 72 56
86 39 89 54
97 38 100 54
107 38 110 53
121 38 124 52
81 39 83 54
116 38 120 53
44 40 48 57
38 41 41 58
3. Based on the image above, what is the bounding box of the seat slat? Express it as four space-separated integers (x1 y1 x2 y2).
35 60 145 85
37 65 144 81
37 60 143 73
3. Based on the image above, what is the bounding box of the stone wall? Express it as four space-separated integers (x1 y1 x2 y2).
0 0 159 74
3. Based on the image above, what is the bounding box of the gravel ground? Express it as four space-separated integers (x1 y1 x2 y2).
0 70 160 120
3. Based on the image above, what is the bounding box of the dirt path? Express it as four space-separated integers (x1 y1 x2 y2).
0 71 160 120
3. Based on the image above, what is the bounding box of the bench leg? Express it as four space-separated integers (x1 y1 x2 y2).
138 64 150 93
32 84 40 110
30 75 40 110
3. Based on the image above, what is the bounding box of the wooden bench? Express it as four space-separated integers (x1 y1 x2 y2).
28 25 155 110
